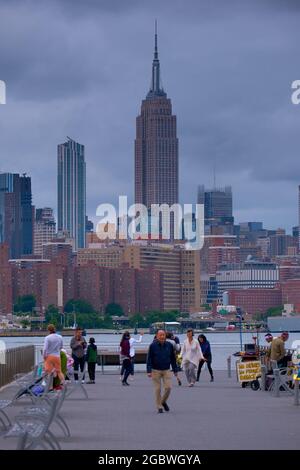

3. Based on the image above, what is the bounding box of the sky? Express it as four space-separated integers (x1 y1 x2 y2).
0 0 300 232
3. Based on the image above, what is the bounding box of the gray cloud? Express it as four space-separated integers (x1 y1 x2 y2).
0 0 299 231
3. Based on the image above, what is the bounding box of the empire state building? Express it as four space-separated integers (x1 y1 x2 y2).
135 26 179 210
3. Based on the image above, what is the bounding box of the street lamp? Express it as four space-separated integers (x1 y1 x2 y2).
236 312 244 351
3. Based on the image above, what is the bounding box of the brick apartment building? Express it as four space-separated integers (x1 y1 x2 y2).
228 288 282 315
280 279 300 312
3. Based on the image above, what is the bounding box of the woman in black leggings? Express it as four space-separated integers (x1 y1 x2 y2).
197 334 214 382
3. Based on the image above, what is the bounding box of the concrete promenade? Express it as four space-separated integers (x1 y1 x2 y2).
0 369 299 450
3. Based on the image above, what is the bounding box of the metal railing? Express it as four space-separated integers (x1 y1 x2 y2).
0 345 35 388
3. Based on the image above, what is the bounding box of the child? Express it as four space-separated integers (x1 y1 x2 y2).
86 337 97 384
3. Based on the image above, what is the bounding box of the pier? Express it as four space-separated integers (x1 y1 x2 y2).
0 368 299 450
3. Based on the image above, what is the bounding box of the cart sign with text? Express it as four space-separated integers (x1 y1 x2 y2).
236 361 261 382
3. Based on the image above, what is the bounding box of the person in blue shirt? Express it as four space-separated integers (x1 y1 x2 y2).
197 334 214 382
147 330 178 413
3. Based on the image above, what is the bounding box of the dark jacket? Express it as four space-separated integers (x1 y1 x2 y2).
120 339 130 358
200 340 212 359
147 340 178 373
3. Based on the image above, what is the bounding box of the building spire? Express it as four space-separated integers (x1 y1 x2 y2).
147 20 166 99
154 19 158 60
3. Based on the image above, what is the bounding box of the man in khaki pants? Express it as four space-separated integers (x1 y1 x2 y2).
147 330 178 413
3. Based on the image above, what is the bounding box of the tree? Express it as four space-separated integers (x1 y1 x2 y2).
20 319 30 329
64 299 95 314
14 295 36 314
254 305 283 321
105 303 124 317
45 305 62 329
145 310 178 325
128 314 148 328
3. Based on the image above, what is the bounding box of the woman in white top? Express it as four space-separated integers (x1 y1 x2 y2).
181 328 204 387
129 333 143 377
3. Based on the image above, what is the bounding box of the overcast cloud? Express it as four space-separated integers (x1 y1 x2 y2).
0 0 299 231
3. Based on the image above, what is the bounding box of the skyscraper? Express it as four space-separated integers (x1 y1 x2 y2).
197 185 233 231
298 185 300 252
57 138 86 250
34 207 56 256
135 24 179 210
0 173 34 258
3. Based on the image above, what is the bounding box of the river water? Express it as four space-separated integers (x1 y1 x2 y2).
2 331 300 370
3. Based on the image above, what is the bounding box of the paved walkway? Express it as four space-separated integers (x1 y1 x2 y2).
0 370 299 450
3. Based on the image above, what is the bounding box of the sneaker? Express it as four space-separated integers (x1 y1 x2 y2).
162 402 170 412
81 380 85 384
177 379 182 386
75 380 78 384
210 377 214 382
86 381 93 384
158 408 164 414
188 383 194 387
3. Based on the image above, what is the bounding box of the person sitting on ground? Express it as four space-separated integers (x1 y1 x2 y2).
270 331 291 368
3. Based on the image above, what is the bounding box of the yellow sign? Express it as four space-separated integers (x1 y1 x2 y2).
236 361 261 382
293 367 300 381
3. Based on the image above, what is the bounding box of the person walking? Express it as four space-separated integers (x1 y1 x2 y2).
197 334 214 382
147 329 178 413
86 337 98 384
166 331 182 386
43 324 65 385
120 332 132 386
181 328 204 387
70 327 87 383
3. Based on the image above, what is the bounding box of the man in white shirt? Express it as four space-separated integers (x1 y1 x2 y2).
43 324 64 383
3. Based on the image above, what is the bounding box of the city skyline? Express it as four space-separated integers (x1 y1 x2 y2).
0 1 300 231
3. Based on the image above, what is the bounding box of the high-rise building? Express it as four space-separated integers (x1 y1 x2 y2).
135 26 178 211
34 208 56 256
0 243 12 314
298 185 300 252
20 175 34 256
269 228 297 258
197 185 233 233
216 259 279 299
123 243 200 313
0 173 34 258
57 138 86 250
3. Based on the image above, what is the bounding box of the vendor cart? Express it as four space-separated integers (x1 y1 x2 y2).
234 343 262 390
